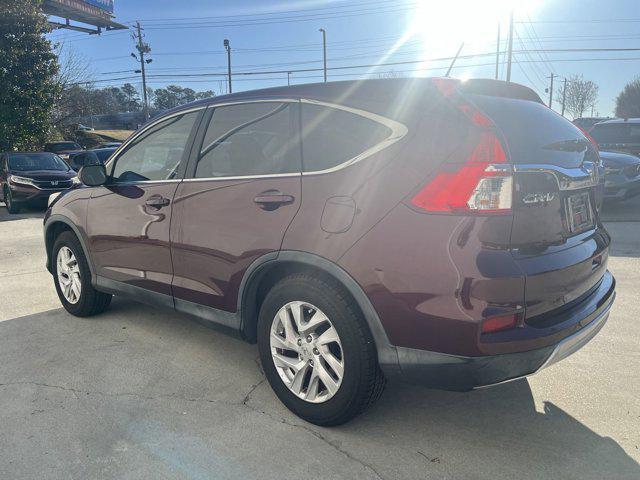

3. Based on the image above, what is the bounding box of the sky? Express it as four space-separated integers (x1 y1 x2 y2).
47 0 640 117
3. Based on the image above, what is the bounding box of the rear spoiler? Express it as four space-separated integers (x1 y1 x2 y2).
457 78 543 104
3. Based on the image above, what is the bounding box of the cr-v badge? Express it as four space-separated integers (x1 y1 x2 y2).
522 192 556 205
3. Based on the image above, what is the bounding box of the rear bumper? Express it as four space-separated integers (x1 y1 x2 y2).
388 271 615 391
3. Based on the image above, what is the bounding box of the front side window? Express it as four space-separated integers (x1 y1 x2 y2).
195 102 299 178
111 111 199 182
301 103 393 172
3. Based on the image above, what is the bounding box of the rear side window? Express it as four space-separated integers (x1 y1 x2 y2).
590 123 640 144
111 111 199 182
301 103 393 172
195 102 299 178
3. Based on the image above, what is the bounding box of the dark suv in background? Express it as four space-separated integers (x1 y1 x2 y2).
1 152 78 213
44 78 615 425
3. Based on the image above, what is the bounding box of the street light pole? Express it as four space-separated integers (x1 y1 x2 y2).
495 22 500 80
224 39 232 94
319 28 327 82
287 71 291 86
506 10 514 82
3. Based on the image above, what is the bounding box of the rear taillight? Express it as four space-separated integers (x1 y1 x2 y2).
411 78 514 214
411 131 513 214
576 125 599 153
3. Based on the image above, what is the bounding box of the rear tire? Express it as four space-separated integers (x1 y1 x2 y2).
257 273 386 426
52 231 112 317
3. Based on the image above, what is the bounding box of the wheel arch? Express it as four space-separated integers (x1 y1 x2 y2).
238 250 400 373
44 215 96 284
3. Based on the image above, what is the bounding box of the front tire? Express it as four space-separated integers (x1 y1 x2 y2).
52 231 112 317
257 273 386 426
4 187 19 214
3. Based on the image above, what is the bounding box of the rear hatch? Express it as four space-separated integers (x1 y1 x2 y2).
465 88 609 324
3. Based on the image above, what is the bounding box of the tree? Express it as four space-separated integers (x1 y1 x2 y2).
121 83 142 112
154 85 214 110
0 0 59 150
51 46 92 128
615 77 640 118
556 75 599 119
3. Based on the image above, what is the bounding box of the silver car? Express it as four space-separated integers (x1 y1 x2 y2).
600 150 640 202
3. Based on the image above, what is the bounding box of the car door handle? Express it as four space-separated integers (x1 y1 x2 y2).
145 195 171 209
253 190 295 210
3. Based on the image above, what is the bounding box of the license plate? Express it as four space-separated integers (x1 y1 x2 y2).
566 192 594 233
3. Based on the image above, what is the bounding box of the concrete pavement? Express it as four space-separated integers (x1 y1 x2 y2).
1 201 638 479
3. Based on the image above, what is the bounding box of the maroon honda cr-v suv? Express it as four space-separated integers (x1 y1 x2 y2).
44 78 615 425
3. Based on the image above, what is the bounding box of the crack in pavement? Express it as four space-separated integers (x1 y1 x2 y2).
241 380 385 480
2 379 386 480
0 381 237 406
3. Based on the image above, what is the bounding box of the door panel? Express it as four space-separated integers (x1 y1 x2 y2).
170 176 301 311
170 100 302 312
86 109 202 296
87 182 179 295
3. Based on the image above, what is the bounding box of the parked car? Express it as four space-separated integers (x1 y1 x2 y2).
1 152 78 213
599 150 640 202
97 142 122 148
572 117 611 132
76 124 94 132
43 78 615 425
68 148 117 172
44 141 83 161
589 118 640 156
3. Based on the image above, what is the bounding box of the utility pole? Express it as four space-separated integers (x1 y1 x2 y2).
287 71 292 86
319 28 327 82
495 22 500 80
547 73 555 108
506 10 514 82
224 39 232 94
133 21 152 121
561 77 567 116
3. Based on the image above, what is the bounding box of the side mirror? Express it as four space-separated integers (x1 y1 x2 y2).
79 153 107 186
71 152 89 171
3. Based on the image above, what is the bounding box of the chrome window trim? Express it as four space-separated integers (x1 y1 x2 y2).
104 105 207 174
105 97 409 185
299 98 408 176
182 172 301 183
186 98 408 182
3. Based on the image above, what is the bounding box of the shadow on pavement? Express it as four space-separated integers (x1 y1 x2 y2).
1 301 637 479
357 378 640 478
0 202 46 222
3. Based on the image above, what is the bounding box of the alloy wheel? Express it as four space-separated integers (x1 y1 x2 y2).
270 301 344 403
56 246 82 304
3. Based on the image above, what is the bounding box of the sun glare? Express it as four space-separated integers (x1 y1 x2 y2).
405 0 543 76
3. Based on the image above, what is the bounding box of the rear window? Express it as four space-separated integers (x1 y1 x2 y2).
468 95 588 166
301 103 393 172
590 123 640 144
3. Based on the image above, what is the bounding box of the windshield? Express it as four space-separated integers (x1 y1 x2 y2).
8 153 70 171
590 123 640 144
47 142 80 152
